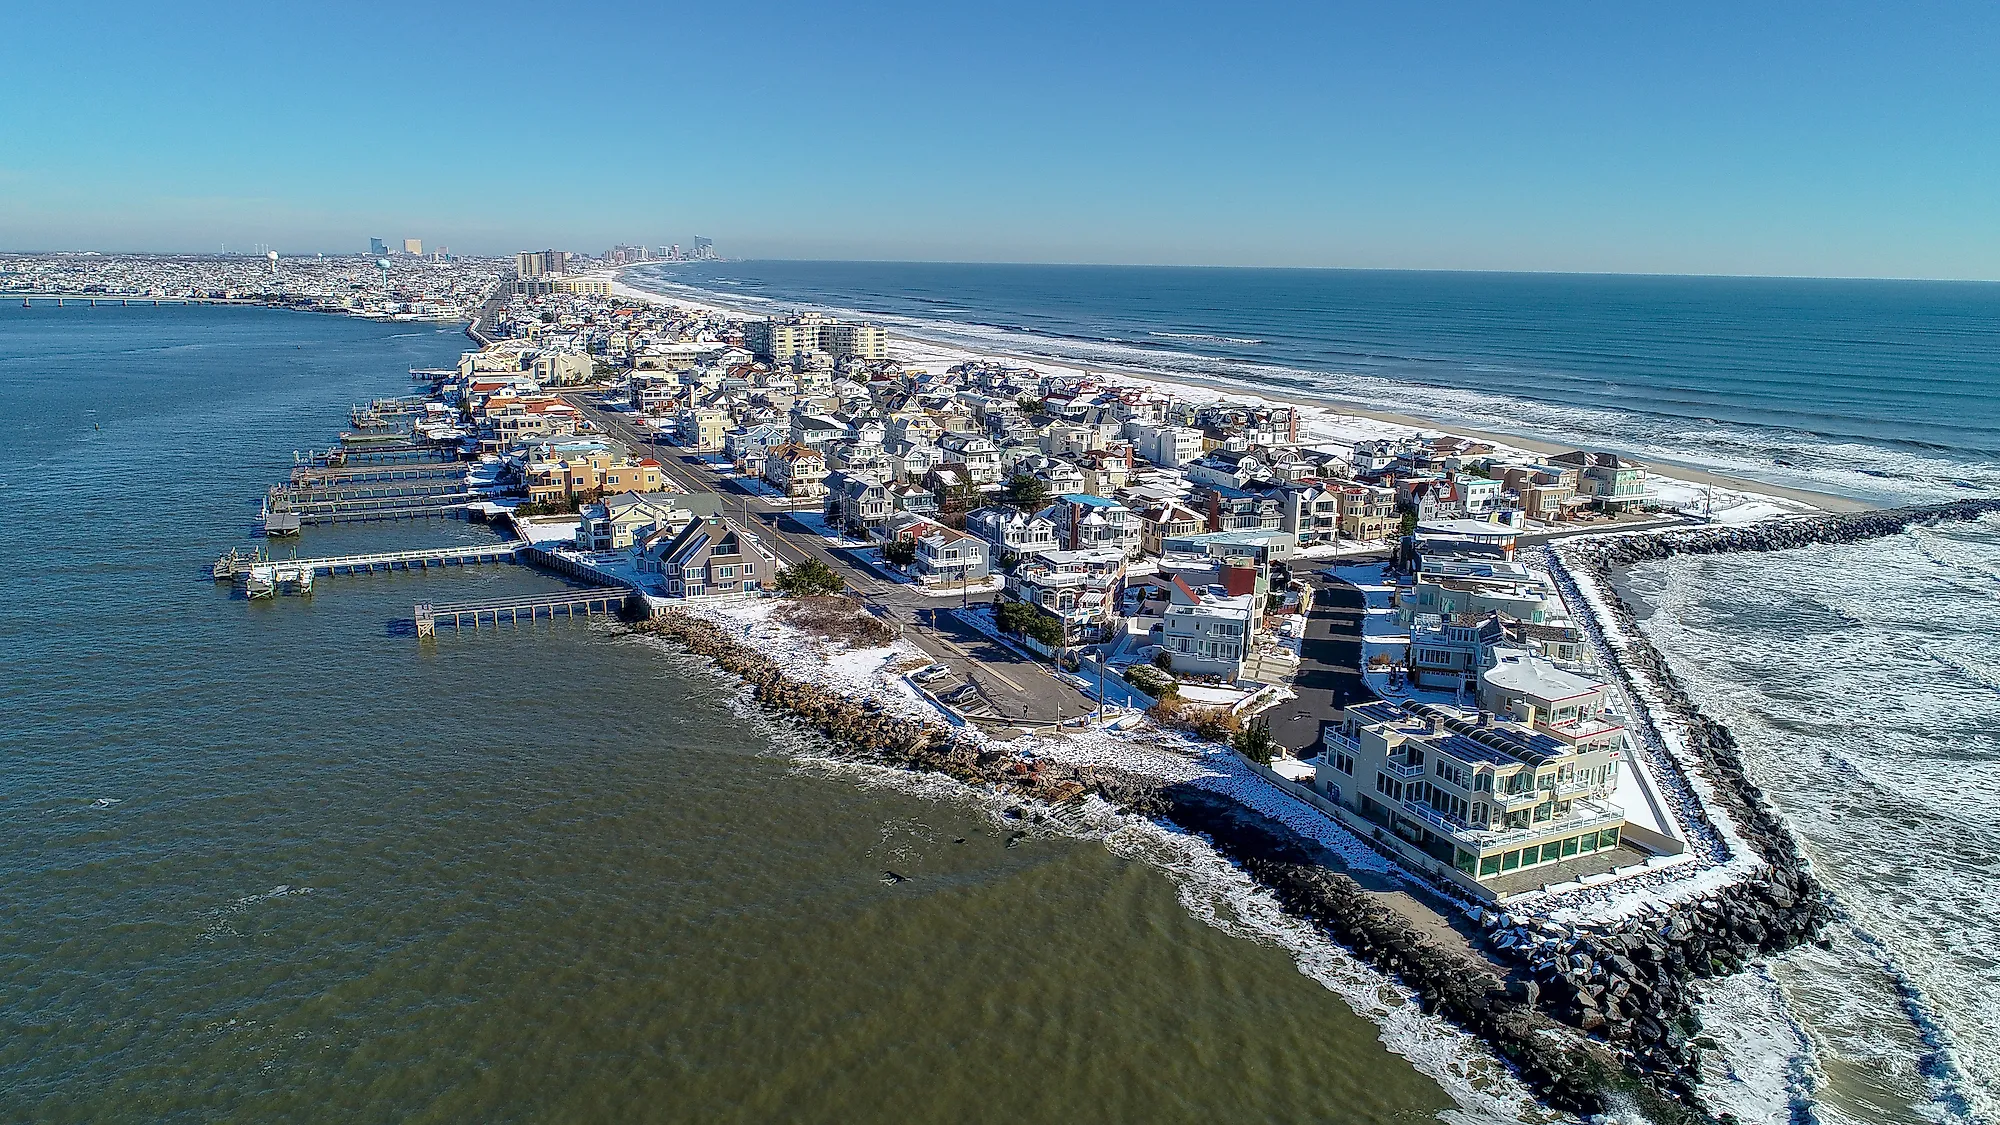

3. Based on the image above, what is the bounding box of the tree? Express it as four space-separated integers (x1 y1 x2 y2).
1006 473 1050 513
1231 718 1277 764
1017 394 1048 416
775 557 845 597
882 538 917 566
995 599 1065 649
1151 649 1175 673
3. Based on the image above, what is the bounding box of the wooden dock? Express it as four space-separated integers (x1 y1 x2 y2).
214 542 526 583
290 462 470 487
414 588 634 638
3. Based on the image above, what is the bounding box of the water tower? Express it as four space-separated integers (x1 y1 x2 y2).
266 250 279 277
376 257 392 286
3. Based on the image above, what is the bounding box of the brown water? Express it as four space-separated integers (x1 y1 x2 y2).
1 304 1460 1124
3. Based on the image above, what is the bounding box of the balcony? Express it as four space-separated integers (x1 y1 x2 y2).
1383 758 1425 781
1492 788 1542 811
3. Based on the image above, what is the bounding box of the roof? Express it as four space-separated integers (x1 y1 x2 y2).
1482 653 1603 703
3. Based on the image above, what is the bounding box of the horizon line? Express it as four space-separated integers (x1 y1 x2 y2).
5 247 1995 285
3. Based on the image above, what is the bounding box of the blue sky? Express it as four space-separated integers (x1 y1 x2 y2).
4 1 1997 278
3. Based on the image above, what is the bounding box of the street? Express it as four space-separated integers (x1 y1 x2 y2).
563 392 1101 732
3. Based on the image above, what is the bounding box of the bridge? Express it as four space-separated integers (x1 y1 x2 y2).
414 588 635 638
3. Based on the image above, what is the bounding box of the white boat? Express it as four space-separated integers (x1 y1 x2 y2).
244 564 278 599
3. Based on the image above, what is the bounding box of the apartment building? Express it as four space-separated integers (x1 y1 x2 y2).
1302 700 1631 894
743 312 888 362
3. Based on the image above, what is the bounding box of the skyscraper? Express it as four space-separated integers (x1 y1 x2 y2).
369 237 387 256
403 238 423 256
514 250 570 277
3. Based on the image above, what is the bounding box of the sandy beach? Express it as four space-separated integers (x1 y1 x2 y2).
612 274 1875 518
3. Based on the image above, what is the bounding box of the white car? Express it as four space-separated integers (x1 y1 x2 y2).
911 663 953 684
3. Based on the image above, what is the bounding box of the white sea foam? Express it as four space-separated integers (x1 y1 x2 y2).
625 270 2000 508
1633 517 2000 1124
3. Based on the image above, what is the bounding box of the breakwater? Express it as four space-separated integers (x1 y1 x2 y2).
632 610 1698 1123
1516 499 2000 1112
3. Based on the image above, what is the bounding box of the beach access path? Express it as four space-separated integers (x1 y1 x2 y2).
562 393 1099 733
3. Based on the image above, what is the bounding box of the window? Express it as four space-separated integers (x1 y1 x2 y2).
1599 828 1620 849
1578 832 1599 854
1501 850 1521 872
1479 854 1501 877
1332 752 1354 775
1561 836 1580 858
716 565 735 579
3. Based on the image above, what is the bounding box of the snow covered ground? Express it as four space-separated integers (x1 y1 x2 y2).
607 276 1830 533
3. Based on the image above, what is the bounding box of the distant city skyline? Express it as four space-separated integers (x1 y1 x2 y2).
5 2 1999 280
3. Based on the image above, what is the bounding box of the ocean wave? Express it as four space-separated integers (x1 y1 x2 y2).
1147 330 1267 346
629 272 2000 508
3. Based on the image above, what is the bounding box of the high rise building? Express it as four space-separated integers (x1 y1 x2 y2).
369 237 387 256
743 313 887 362
402 238 423 256
514 250 570 277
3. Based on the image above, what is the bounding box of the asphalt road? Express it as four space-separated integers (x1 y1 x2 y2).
1264 571 1384 757
563 393 1099 732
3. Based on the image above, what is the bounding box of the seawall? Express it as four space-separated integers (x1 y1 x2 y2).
1505 499 2000 1110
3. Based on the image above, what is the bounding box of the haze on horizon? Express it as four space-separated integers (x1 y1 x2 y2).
5 1 1998 281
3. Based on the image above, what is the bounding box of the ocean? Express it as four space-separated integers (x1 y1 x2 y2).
0 303 1472 1124
634 261 2000 506
632 261 2000 1124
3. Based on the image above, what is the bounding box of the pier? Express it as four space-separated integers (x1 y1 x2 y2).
290 461 470 486
414 588 635 638
263 495 478 528
214 542 528 583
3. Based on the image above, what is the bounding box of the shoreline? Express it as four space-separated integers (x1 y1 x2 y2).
611 271 1875 517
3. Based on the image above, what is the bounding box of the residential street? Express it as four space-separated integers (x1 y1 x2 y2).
564 392 1101 731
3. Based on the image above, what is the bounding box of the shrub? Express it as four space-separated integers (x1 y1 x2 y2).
1151 649 1174 672
775 557 844 597
1148 698 1241 742
774 596 895 646
882 538 917 566
1231 719 1276 764
1124 663 1178 700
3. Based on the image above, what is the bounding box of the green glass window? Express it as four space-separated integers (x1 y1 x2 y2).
1479 854 1501 877
1599 828 1620 849
1562 836 1580 857
1579 832 1599 853
1501 850 1521 871
1454 849 1476 875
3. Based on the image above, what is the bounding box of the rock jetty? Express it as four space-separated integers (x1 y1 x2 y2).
1514 499 2000 1103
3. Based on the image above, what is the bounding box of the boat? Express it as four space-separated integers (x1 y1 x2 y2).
243 565 278 599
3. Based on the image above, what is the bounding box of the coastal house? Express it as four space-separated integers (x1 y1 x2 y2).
1003 547 1126 644
1336 484 1398 542
1137 501 1208 556
1274 481 1344 546
824 471 892 538
965 505 1058 561
1195 486 1284 533
939 432 1003 484
1157 575 1257 680
1551 451 1652 513
763 442 829 502
906 520 991 585
1477 651 1626 753
1297 700 1637 896
1046 494 1141 558
637 514 776 598
574 491 720 552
